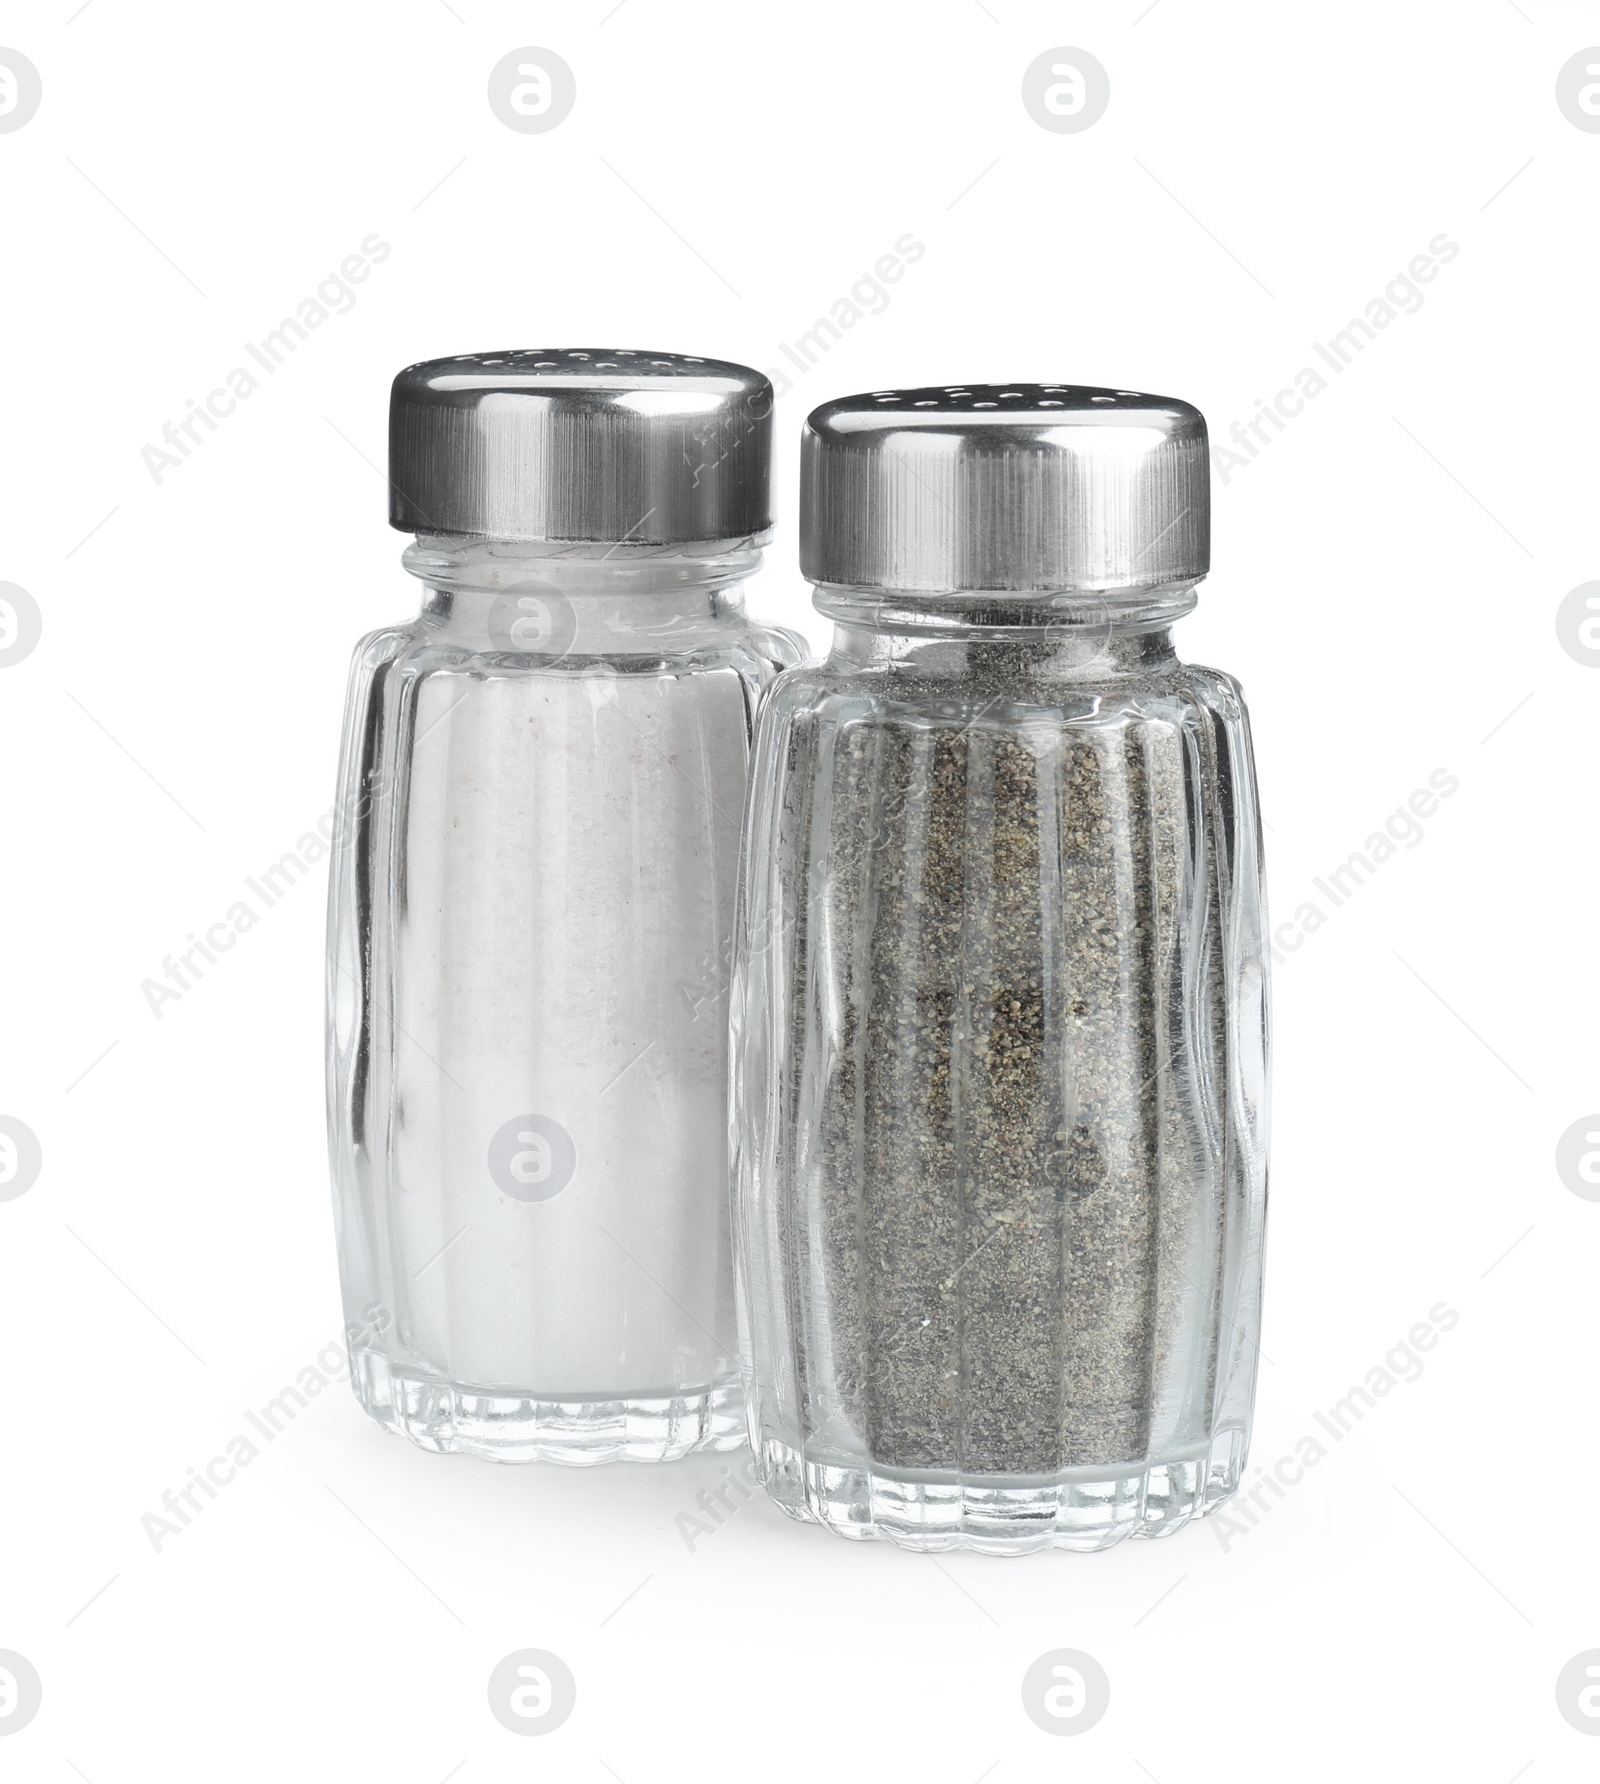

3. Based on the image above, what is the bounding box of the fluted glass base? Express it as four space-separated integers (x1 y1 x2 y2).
352 1349 745 1466
756 1427 1246 1554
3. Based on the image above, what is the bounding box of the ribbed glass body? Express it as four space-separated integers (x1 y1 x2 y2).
732 587 1269 1550
327 536 802 1464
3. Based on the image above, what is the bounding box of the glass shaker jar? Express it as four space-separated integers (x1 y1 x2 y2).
327 349 801 1464
732 384 1269 1550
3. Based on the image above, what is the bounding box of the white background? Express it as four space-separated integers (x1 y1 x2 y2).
1 1 1595 1776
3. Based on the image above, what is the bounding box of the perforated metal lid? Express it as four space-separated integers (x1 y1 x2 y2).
389 348 773 544
800 383 1209 594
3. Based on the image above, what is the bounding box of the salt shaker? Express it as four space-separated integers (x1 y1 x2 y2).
732 384 1269 1550
327 350 801 1464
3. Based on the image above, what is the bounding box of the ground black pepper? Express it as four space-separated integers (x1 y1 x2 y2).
773 636 1229 1479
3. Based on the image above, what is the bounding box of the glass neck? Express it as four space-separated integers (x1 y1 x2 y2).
814 582 1197 675
403 533 763 651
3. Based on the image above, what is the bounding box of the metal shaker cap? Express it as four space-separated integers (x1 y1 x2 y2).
389 349 773 544
800 384 1209 594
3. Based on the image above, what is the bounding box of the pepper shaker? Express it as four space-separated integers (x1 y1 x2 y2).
327 350 801 1464
732 384 1269 1549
